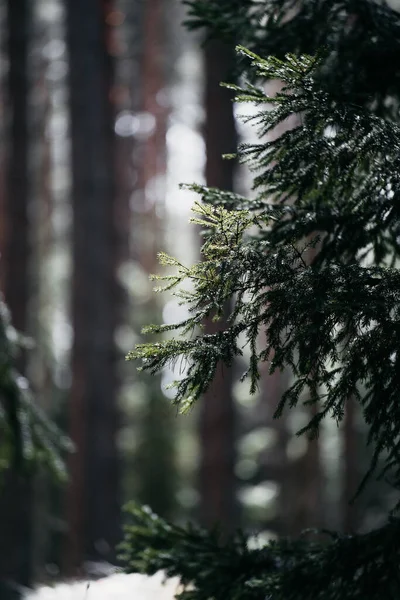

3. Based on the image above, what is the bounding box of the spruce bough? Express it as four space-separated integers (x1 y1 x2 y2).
0 296 71 480
123 2 400 597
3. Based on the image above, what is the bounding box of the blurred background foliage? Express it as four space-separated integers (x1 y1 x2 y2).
0 0 396 594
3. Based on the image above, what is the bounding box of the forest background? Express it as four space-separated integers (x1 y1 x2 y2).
0 0 396 594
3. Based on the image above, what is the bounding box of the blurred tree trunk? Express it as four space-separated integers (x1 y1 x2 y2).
198 39 238 533
258 355 291 535
30 55 55 581
65 0 120 573
288 249 323 534
342 397 358 533
132 0 177 519
114 0 139 268
136 0 167 267
0 0 33 596
291 402 323 534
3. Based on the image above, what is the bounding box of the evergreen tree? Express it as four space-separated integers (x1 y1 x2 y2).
0 297 70 600
0 298 70 482
121 1 400 598
0 3 69 595
0 1 33 592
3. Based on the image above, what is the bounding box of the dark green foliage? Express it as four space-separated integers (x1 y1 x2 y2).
129 49 400 490
0 296 71 480
185 0 400 113
120 502 275 600
121 504 400 599
124 0 400 597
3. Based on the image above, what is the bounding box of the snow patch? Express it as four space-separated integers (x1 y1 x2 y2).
25 571 182 600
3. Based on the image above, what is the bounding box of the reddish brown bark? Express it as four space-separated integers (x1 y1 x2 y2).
198 39 238 533
136 0 168 271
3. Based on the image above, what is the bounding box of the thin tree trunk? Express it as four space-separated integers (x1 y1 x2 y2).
30 60 54 582
64 0 120 574
132 0 177 520
0 1 33 596
199 39 238 533
289 252 323 535
343 397 358 533
257 353 291 536
137 0 167 267
297 402 323 532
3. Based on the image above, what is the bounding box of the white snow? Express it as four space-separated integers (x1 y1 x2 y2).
25 571 183 600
